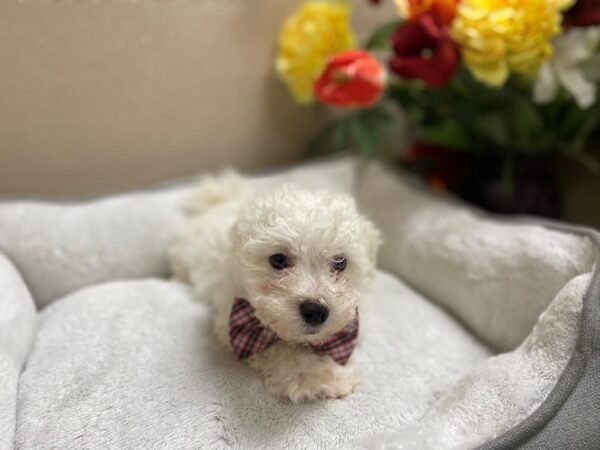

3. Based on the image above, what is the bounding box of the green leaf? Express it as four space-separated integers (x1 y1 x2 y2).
363 106 393 125
306 121 339 156
364 20 401 51
557 105 589 139
421 119 471 150
359 107 393 137
575 105 600 142
349 118 377 155
305 106 393 157
474 113 511 148
406 106 426 125
511 95 544 148
332 122 351 153
558 105 600 169
306 118 353 156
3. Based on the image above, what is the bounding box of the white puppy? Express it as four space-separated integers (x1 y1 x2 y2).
170 172 380 402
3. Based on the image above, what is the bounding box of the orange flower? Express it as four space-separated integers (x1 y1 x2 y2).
314 50 386 108
395 0 459 26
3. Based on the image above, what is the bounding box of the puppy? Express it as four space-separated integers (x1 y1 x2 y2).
170 172 380 402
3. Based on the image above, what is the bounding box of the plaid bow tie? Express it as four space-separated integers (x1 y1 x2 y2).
229 298 359 365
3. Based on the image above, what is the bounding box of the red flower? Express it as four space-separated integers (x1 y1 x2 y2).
389 13 459 86
400 0 459 26
564 0 600 27
314 50 386 108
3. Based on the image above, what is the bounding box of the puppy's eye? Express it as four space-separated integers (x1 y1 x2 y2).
269 253 290 270
331 257 347 272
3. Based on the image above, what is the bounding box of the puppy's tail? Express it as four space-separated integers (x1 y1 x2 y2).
183 169 250 217
169 170 249 292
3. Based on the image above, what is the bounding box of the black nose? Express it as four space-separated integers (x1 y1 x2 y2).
299 300 329 326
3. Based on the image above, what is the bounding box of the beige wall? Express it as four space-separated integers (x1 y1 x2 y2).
0 0 396 198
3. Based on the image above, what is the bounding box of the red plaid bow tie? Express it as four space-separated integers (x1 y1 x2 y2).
229 298 359 365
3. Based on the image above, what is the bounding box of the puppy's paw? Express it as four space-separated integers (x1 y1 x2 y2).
265 359 360 403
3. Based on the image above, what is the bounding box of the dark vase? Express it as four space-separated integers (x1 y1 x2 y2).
455 154 562 219
401 146 562 219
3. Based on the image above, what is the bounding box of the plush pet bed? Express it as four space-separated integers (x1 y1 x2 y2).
1 158 598 449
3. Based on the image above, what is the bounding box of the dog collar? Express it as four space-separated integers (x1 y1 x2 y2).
228 298 359 365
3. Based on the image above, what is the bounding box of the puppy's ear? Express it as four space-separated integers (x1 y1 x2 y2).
362 218 381 281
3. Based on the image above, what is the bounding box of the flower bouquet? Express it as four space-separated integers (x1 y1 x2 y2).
275 0 600 217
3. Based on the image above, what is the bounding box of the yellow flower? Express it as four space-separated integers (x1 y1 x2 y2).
452 0 575 87
275 1 356 104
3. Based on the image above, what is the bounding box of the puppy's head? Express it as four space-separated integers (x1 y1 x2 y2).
231 185 380 344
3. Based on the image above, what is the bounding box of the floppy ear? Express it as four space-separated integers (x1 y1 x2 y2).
362 217 381 281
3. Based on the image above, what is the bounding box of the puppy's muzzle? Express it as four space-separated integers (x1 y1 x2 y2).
300 300 329 326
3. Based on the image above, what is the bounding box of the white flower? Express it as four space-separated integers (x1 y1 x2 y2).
534 26 600 109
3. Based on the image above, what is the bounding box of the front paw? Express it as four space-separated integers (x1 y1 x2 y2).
265 359 360 403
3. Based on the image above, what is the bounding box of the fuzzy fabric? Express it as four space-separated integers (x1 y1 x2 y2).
0 158 355 309
351 273 591 449
0 190 188 308
0 157 596 449
15 274 489 449
0 253 36 450
356 163 596 352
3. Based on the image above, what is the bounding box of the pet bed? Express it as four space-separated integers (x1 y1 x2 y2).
0 157 598 449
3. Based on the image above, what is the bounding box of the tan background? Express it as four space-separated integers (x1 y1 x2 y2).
0 1 598 228
0 0 396 198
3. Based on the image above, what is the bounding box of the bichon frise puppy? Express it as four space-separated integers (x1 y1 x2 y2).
170 172 380 402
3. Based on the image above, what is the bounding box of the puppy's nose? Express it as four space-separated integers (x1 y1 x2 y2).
299 300 329 326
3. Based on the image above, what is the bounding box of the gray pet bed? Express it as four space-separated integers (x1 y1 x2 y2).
1 158 598 449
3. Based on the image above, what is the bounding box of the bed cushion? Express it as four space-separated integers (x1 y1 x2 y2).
356 272 591 449
2 157 598 449
356 164 595 352
0 157 355 308
0 253 36 450
15 273 490 449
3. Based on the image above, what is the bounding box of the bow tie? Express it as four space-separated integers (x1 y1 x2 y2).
229 298 359 365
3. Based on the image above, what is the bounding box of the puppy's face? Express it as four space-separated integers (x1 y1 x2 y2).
231 186 380 344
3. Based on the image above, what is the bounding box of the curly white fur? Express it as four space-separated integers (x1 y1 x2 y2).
170 172 380 402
